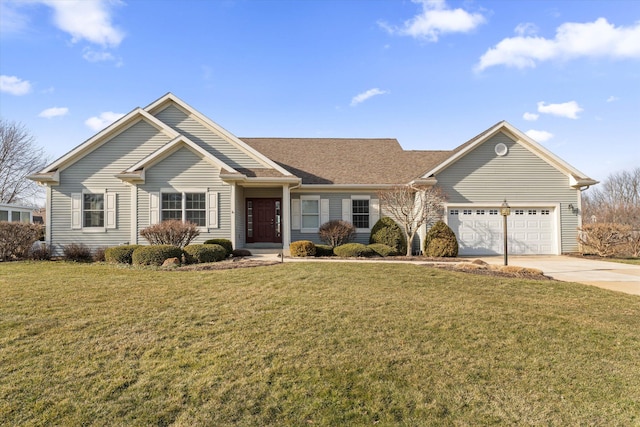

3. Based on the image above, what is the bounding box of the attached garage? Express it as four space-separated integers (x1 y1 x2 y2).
446 205 559 256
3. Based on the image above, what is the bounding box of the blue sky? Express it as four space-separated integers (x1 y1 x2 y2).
1 0 639 186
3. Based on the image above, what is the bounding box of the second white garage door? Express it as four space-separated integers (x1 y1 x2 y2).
446 207 557 256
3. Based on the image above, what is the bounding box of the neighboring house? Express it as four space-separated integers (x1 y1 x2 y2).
0 203 36 223
28 93 597 256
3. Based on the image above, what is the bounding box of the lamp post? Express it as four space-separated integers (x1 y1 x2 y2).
500 199 511 266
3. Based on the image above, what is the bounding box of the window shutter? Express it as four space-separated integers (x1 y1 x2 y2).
71 193 82 229
342 199 351 222
149 192 160 225
106 192 117 229
291 199 301 230
208 191 218 228
370 198 380 225
320 199 330 225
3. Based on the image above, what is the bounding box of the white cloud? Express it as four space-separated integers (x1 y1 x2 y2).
82 48 115 62
0 1 30 34
350 88 388 106
525 129 554 142
476 18 640 71
523 112 539 121
537 101 583 119
42 0 125 48
85 111 125 131
514 22 538 37
39 107 69 119
0 75 32 95
379 0 486 42
606 95 619 103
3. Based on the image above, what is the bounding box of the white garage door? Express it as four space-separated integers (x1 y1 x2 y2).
447 207 557 256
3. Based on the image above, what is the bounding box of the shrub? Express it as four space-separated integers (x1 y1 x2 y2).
424 221 458 257
369 217 407 255
140 220 199 248
334 243 375 258
29 243 51 261
93 247 107 262
232 249 252 257
0 222 43 261
184 244 226 264
315 244 335 257
203 239 233 257
318 220 355 248
290 240 316 257
105 245 142 264
62 243 93 263
626 231 640 258
367 243 398 257
132 245 183 266
578 223 630 257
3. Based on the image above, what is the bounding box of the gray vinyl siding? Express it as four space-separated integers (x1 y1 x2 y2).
235 185 245 246
49 120 172 255
435 133 580 253
154 105 264 169
138 147 232 244
290 192 377 245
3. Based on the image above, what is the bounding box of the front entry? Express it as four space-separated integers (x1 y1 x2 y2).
246 198 282 243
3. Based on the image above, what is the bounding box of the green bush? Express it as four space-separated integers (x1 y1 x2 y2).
105 245 142 264
369 217 407 255
62 243 93 263
424 220 458 257
184 244 227 264
132 245 183 266
315 244 335 257
334 243 375 258
290 240 316 257
367 243 398 257
203 239 233 257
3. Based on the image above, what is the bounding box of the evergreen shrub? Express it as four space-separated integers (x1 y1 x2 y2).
290 240 316 257
424 220 458 257
132 245 183 266
369 217 407 255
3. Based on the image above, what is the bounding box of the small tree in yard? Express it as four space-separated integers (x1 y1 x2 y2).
378 185 446 256
318 220 355 248
140 220 199 248
577 223 630 257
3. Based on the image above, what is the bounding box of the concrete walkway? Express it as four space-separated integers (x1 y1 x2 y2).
477 255 640 296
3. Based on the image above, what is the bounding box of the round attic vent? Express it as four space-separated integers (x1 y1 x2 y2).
495 143 508 156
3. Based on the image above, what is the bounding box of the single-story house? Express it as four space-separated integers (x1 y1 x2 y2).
29 93 597 256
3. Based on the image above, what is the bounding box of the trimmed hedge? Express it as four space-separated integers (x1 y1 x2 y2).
424 220 458 257
315 244 335 257
132 245 183 266
290 240 316 257
367 243 398 257
232 249 252 257
334 243 375 258
369 217 407 255
184 244 227 264
203 239 233 257
105 245 142 264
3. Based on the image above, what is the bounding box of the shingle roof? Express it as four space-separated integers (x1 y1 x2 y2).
241 138 452 185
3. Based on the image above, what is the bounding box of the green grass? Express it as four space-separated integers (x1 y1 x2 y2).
1 261 639 426
603 257 640 265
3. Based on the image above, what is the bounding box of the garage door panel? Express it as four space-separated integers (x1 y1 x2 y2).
448 206 556 256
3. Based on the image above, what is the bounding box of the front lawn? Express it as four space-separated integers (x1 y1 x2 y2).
1 262 639 425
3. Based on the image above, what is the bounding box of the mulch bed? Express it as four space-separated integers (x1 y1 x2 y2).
176 258 282 271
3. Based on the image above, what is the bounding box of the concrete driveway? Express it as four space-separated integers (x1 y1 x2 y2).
477 255 640 296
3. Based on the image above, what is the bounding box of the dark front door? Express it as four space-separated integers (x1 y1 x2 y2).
246 198 282 243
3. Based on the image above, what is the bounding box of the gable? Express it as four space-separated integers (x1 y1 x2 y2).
436 132 576 203
144 146 223 187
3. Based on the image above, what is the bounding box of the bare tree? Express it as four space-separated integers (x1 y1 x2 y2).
0 119 48 204
582 167 640 228
377 185 446 256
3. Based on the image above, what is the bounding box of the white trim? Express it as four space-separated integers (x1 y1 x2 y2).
46 186 52 246
282 184 291 247
105 191 117 229
149 192 160 225
291 199 301 231
207 190 219 229
71 193 81 230
130 185 138 244
351 195 372 233
230 183 237 249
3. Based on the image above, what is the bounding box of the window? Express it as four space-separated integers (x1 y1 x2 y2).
83 194 104 227
463 209 472 215
161 192 206 226
449 209 459 215
352 199 370 229
301 197 320 230
11 211 20 222
515 209 524 215
541 209 550 215
476 209 485 215
0 210 7 221
528 209 537 215
489 209 498 215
